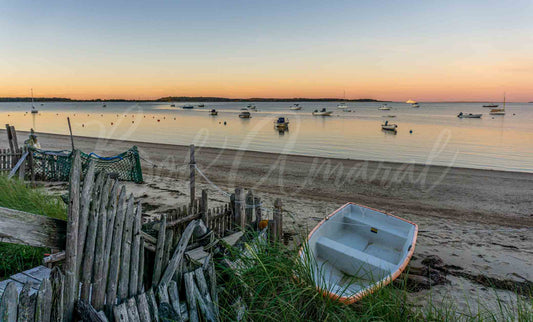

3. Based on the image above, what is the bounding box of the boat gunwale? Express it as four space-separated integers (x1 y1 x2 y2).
299 202 418 304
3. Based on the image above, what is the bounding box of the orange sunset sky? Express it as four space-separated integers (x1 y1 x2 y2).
1 1 532 102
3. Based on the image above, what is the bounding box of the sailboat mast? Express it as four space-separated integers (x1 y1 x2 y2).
503 92 506 110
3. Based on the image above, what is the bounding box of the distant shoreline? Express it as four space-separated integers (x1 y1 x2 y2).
0 96 386 103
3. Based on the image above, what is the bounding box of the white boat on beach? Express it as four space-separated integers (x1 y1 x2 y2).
378 104 391 110
312 108 333 116
289 104 302 110
457 112 482 119
301 203 417 304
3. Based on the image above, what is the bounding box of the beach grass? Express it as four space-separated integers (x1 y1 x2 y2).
217 232 532 321
0 175 66 280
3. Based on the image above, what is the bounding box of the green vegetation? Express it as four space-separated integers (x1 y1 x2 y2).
218 234 532 321
0 175 66 280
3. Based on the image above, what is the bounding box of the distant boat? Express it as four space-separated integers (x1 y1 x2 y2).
312 108 333 116
182 104 194 109
301 203 417 304
411 103 420 108
247 104 256 110
289 104 302 110
483 103 498 108
102 103 107 107
198 104 205 107
239 109 251 118
457 112 482 119
381 121 398 131
337 102 348 109
489 94 506 116
378 104 391 110
274 117 289 130
30 89 38 114
210 109 218 116
170 103 176 107
406 99 417 104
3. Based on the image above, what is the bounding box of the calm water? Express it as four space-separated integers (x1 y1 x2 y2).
1 101 532 172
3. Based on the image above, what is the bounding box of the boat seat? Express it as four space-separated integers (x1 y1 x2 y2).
316 237 396 279
343 214 409 240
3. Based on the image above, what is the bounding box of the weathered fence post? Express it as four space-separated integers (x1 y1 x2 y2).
245 190 253 227
64 150 82 321
234 188 246 230
273 198 283 242
152 214 167 287
189 144 196 207
254 197 262 230
201 189 208 222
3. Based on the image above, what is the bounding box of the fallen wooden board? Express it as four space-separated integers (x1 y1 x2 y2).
185 231 243 262
0 206 66 249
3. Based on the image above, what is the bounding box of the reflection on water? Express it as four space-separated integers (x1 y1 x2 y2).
1 101 532 172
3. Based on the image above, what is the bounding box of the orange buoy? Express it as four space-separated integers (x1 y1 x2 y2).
258 220 269 230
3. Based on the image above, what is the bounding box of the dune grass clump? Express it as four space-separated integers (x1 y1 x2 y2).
0 175 66 279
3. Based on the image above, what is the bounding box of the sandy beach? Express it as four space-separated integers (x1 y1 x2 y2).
2 129 532 314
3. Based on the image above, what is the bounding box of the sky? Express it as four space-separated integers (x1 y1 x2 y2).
1 0 532 101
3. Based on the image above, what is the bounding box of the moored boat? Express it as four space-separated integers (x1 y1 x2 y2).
170 104 176 107
312 108 333 116
483 103 498 108
411 103 420 108
182 104 194 109
289 104 302 110
239 109 251 118
337 102 348 109
489 94 506 115
300 203 417 304
457 112 482 118
247 104 256 110
198 104 205 107
378 104 391 110
274 116 289 130
210 109 218 116
381 121 398 131
406 99 417 104
30 89 38 114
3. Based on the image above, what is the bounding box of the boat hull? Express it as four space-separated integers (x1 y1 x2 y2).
312 112 333 116
300 203 417 304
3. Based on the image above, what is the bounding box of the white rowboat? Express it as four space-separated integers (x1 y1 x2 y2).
300 203 417 304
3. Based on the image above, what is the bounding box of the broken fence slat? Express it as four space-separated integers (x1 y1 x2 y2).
35 278 52 322
0 282 18 322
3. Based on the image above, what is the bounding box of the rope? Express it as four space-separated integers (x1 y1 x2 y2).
87 152 123 161
195 164 232 197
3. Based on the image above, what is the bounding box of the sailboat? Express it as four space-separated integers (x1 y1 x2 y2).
30 89 38 114
337 90 349 109
489 93 506 116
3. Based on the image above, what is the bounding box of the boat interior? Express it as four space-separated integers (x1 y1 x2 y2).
303 203 417 298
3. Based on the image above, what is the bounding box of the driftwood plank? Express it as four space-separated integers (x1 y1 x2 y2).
162 229 174 270
92 177 112 310
0 206 66 249
152 214 167 287
125 298 140 321
112 302 129 322
35 278 52 321
205 259 219 318
64 150 82 322
128 202 142 298
158 220 200 287
0 282 18 322
50 267 64 322
194 268 217 322
105 186 126 308
135 293 151 322
118 194 135 301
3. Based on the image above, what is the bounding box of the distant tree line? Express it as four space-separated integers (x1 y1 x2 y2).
0 96 385 102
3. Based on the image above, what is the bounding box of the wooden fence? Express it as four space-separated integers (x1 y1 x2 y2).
0 145 284 321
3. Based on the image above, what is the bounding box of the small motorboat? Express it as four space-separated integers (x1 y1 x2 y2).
312 108 333 116
182 105 194 109
274 117 289 130
210 109 218 116
489 108 505 115
289 104 302 110
301 203 417 304
247 104 256 110
457 112 482 118
198 104 205 107
483 103 498 108
337 102 348 109
381 121 398 131
411 103 420 108
170 104 176 107
239 109 251 118
378 104 391 110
